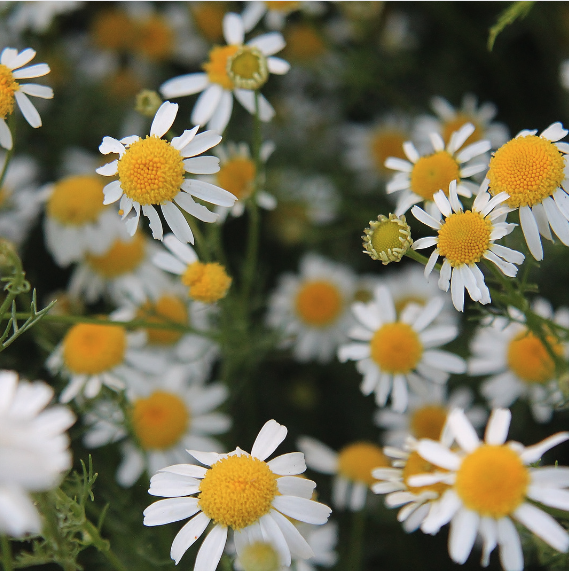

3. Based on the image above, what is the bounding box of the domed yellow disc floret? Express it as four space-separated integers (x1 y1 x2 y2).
455 444 529 518
0 65 18 120
402 450 449 496
410 151 461 201
410 405 448 440
132 390 189 450
86 233 146 278
227 46 269 90
442 114 481 146
198 453 278 530
203 45 240 90
507 329 562 384
338 442 389 485
46 175 106 225
63 322 127 375
117 136 185 206
437 210 492 267
488 135 565 208
240 541 281 571
217 157 256 200
370 322 423 374
363 213 412 265
136 295 188 345
295 280 343 327
371 129 407 175
182 261 232 303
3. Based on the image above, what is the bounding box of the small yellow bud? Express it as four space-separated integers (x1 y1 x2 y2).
362 213 412 265
181 261 232 303
134 89 163 117
226 46 269 90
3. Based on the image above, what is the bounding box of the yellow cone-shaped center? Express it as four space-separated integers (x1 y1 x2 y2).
137 295 188 345
410 151 461 201
295 280 343 327
370 322 423 374
217 157 256 200
203 45 240 90
338 442 389 485
47 175 106 225
181 261 232 303
372 130 407 175
0 64 18 120
86 233 146 278
410 405 448 440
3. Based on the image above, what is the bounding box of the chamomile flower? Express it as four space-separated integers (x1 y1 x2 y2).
385 123 491 216
153 234 232 303
84 366 231 487
469 299 569 423
0 47 53 150
0 371 75 537
297 437 389 511
375 384 486 447
266 253 357 363
413 94 509 151
338 285 466 412
160 12 290 133
413 408 569 571
486 122 569 261
143 419 332 569
68 232 171 304
97 101 236 243
47 317 164 403
411 180 525 312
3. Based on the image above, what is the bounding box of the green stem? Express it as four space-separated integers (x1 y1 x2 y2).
347 506 366 571
1 536 12 571
182 212 210 262
0 116 15 189
82 520 128 571
404 248 442 271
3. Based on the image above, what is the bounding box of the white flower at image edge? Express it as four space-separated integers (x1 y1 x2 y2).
97 101 236 244
144 420 332 571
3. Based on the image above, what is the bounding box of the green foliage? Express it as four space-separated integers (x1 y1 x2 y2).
488 1 535 51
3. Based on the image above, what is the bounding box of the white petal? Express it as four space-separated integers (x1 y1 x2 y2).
251 419 287 461
184 180 236 207
450 267 465 312
531 467 569 487
496 517 524 571
150 101 178 138
268 452 305 475
19 83 53 98
526 487 569 511
161 202 194 244
425 249 440 279
142 205 163 240
96 160 118 176
207 90 233 134
269 509 314 559
448 408 479 452
249 32 286 56
12 63 50 79
192 85 223 126
484 409 511 445
416 440 461 471
543 195 569 245
184 156 220 175
223 12 244 44
411 206 441 229
433 191 452 217
175 193 218 223
541 122 568 142
519 205 543 261
385 157 413 172
161 73 210 98
520 432 569 464
421 489 461 534
143 497 200 526
489 244 525 265
412 297 444 332
449 508 479 564
99 136 125 155
233 89 275 122
194 524 227 571
7 48 36 70
0 118 13 149
271 496 331 525
164 234 198 264
14 90 41 127
277 476 316 499
102 180 123 205
180 131 223 158
267 56 290 75
171 126 199 151
296 437 338 474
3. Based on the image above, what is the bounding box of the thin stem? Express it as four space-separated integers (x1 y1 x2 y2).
404 248 442 271
1 536 12 571
182 212 210 262
347 506 366 571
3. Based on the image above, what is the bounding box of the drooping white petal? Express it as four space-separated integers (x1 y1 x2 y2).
411 206 441 229
14 91 41 127
164 234 199 264
161 202 194 244
450 267 465 312
192 85 224 126
233 89 275 122
207 90 233 134
194 524 227 571
519 432 569 464
519 205 543 261
0 118 13 150
142 205 163 240
449 507 479 564
175 193 218 223
496 517 524 571
102 180 123 205
543 196 569 245
269 509 314 559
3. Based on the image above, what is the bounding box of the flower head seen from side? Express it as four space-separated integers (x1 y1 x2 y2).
143 419 332 570
362 213 412 265
297 437 389 511
486 122 569 261
412 408 569 571
153 234 232 303
0 371 75 536
97 101 236 244
411 180 525 312
469 298 569 423
160 12 290 133
0 47 54 150
384 122 491 216
338 284 466 412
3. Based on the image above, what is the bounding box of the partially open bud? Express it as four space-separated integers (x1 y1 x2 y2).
226 46 269 90
135 89 163 117
362 213 412 264
239 540 281 571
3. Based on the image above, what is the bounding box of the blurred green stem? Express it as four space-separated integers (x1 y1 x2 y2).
347 507 366 571
1 536 12 571
0 115 15 188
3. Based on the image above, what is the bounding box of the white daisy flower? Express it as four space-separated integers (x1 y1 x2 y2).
375 384 487 448
68 232 171 304
413 94 509 152
412 408 569 571
143 419 332 570
469 298 569 423
338 285 466 412
0 370 75 537
486 121 569 261
384 122 491 216
84 366 231 487
411 179 525 312
0 47 54 150
160 12 290 134
97 100 236 244
297 437 389 511
266 253 357 363
6 1 84 34
47 315 165 403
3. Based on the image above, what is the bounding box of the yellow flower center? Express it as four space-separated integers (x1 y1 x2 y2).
190 2 226 42
369 216 410 257
63 322 126 375
337 442 389 485
91 9 136 51
371 130 407 175
487 135 565 208
198 454 278 530
216 157 256 200
132 390 189 450
181 261 232 303
284 24 326 62
203 45 240 90
46 175 106 225
117 136 185 206
437 210 492 267
240 541 281 571
86 233 146 278
136 295 188 345
295 280 343 327
394 296 426 315
134 16 173 61
441 114 481 146
507 329 562 384
410 405 448 440
403 450 449 496
455 444 529 518
0 64 18 120
370 322 423 374
265 1 300 12
410 151 461 201
227 47 269 90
